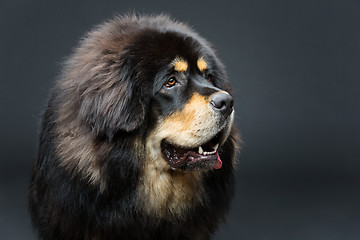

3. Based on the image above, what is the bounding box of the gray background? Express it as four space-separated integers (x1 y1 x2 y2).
1 0 360 239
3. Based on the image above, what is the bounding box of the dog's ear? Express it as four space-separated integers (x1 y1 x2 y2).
79 74 151 140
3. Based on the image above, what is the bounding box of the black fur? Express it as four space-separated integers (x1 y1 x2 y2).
29 15 238 240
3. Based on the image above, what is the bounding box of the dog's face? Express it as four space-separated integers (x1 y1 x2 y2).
149 55 234 171
110 31 235 172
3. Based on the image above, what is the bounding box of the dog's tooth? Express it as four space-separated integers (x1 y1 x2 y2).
171 167 176 170
214 144 219 151
198 146 204 154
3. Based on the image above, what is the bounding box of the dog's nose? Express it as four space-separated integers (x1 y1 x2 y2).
210 92 234 117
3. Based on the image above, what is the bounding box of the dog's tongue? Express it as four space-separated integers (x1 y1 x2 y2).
213 152 222 169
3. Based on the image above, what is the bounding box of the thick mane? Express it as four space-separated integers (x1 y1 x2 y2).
29 14 238 240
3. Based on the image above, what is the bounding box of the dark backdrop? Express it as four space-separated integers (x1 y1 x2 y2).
1 0 359 239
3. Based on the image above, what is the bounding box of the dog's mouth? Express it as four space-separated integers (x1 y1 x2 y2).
161 134 223 171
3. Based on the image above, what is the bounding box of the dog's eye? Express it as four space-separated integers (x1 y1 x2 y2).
165 77 177 88
207 74 213 82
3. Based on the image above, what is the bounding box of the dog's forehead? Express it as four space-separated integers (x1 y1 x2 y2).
129 29 207 66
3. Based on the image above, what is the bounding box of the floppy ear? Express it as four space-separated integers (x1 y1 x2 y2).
79 77 150 140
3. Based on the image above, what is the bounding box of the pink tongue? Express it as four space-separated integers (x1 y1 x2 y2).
213 152 223 169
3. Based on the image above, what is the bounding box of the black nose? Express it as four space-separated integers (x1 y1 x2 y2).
210 92 234 117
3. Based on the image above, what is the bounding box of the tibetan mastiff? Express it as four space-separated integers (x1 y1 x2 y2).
29 15 239 240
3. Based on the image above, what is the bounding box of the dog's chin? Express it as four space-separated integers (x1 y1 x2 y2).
160 129 229 171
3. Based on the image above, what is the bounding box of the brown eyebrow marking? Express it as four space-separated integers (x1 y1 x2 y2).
172 57 188 72
197 58 207 72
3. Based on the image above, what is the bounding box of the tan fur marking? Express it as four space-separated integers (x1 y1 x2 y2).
172 57 188 72
197 58 207 72
140 135 204 218
156 93 222 147
139 91 234 218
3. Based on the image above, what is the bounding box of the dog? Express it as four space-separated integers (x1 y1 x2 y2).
29 14 239 240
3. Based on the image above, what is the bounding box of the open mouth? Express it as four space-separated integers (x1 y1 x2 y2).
161 134 223 171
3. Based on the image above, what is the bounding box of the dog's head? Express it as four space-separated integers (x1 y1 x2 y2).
67 16 235 172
